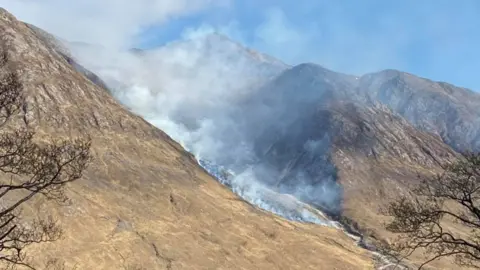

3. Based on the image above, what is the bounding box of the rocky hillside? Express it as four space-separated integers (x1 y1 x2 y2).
245 63 480 156
359 69 480 152
230 63 460 214
238 63 473 268
0 8 373 270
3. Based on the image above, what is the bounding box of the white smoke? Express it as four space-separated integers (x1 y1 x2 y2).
1 1 345 223
62 29 343 224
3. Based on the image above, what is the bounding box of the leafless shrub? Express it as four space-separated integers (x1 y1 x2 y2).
0 50 91 269
381 153 480 269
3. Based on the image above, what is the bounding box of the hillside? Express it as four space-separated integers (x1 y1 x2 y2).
0 8 373 270
235 63 474 268
53 20 480 267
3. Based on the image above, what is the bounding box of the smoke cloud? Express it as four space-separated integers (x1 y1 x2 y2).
61 28 341 223
0 0 344 220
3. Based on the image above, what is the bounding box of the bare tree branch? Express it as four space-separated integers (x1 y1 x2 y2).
382 152 480 268
0 50 92 269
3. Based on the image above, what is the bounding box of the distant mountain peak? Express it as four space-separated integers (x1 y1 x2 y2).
201 33 288 67
200 32 233 42
283 63 358 86
292 63 348 75
0 7 15 21
149 32 288 69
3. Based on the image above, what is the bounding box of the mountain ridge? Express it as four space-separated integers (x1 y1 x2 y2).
269 62 480 152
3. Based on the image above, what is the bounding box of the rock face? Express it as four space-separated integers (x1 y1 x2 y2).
0 8 373 270
253 99 458 207
359 69 480 152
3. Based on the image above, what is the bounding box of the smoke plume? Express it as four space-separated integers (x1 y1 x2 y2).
63 30 343 223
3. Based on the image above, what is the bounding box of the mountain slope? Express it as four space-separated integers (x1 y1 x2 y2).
252 63 480 155
0 8 373 270
60 32 477 268
240 63 472 268
359 69 480 152
243 66 459 221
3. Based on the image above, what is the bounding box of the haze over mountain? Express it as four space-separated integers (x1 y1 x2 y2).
63 28 480 269
66 32 479 200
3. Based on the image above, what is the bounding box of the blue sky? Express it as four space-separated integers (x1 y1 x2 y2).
137 0 480 91
2 0 480 91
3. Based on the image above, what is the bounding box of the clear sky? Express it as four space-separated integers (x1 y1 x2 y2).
2 0 480 91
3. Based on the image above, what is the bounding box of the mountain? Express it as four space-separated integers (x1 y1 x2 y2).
0 8 373 270
25 23 110 90
59 26 480 267
358 69 480 152
244 63 480 155
234 63 474 267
